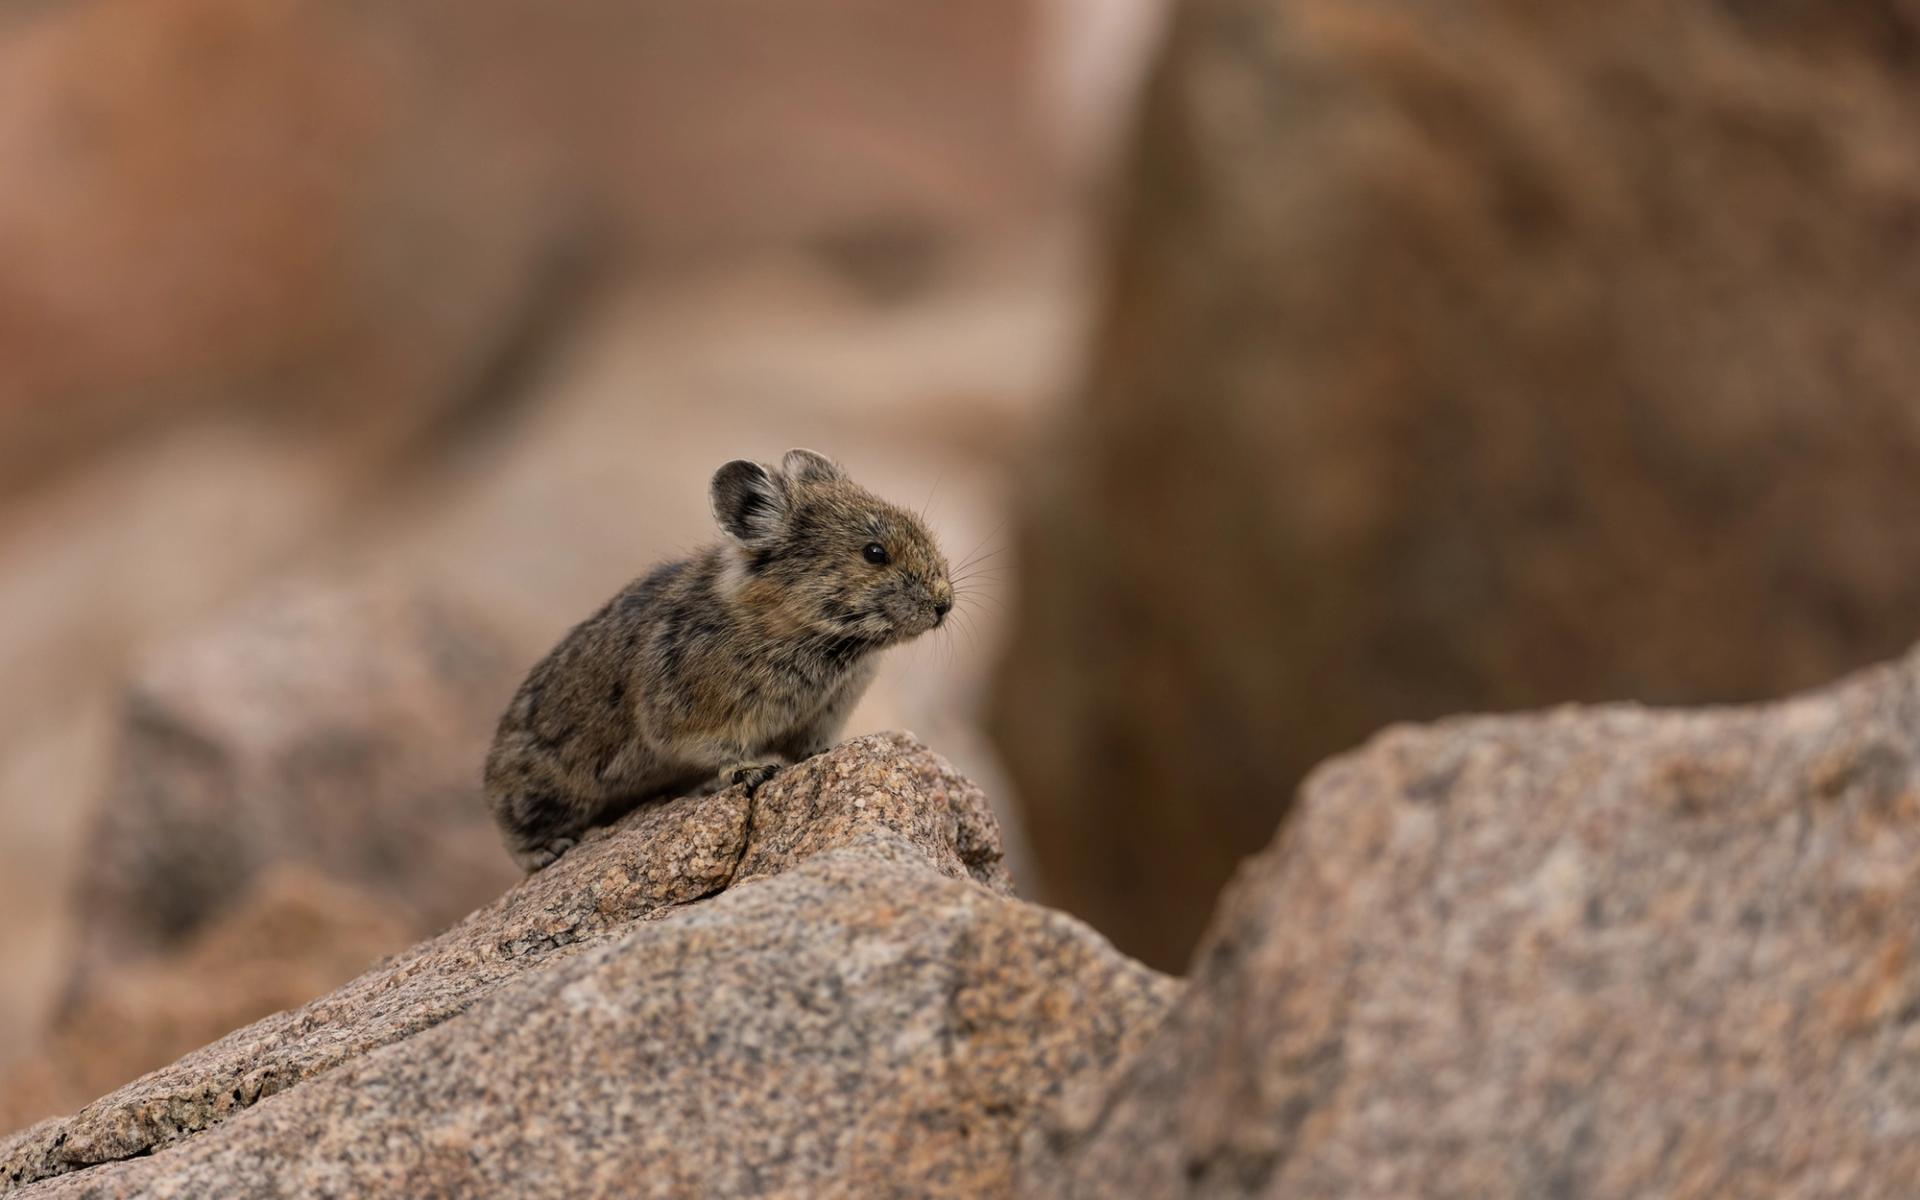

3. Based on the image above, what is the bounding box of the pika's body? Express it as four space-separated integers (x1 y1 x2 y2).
485 449 953 870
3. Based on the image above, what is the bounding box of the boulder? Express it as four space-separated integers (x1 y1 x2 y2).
992 0 1920 969
1023 647 1920 1198
2 734 1177 1197
69 585 522 986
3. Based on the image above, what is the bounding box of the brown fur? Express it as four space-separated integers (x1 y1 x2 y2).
484 449 953 870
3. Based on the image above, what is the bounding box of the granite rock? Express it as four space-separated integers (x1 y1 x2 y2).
992 0 1920 969
3 733 1175 1197
1024 648 1920 1199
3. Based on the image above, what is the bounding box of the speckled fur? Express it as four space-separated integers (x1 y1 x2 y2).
484 449 954 870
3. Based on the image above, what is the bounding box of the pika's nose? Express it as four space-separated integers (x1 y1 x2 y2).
933 598 952 622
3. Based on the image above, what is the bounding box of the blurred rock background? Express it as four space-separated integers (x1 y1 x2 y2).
0 0 1171 1128
993 0 1920 969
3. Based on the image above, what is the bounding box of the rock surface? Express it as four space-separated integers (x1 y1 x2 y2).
992 0 1920 968
70 586 522 985
2 733 1176 1197
1024 648 1920 1198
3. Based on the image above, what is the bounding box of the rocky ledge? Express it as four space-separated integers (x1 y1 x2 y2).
1026 648 1920 1198
12 645 1920 1198
0 733 1177 1198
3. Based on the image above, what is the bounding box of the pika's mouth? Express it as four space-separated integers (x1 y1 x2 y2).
862 618 924 647
835 593 947 646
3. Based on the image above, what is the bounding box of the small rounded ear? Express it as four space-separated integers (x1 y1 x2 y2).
711 460 786 542
781 448 845 485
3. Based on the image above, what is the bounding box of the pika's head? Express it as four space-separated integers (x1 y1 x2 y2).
711 449 953 647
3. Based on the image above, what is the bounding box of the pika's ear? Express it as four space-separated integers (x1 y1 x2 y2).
781 448 845 485
711 460 787 542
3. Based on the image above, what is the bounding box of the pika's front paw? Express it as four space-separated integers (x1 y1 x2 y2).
727 762 784 793
512 835 578 873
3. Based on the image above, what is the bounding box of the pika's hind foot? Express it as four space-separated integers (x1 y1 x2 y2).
512 835 578 873
727 762 784 793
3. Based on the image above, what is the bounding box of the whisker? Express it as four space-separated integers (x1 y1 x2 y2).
957 541 1010 566
954 553 1007 580
921 467 947 525
952 567 1008 588
951 603 980 643
953 520 1008 573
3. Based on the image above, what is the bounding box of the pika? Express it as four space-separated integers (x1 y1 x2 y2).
484 449 954 871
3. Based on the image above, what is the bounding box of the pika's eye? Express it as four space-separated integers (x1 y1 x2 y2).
862 542 890 566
